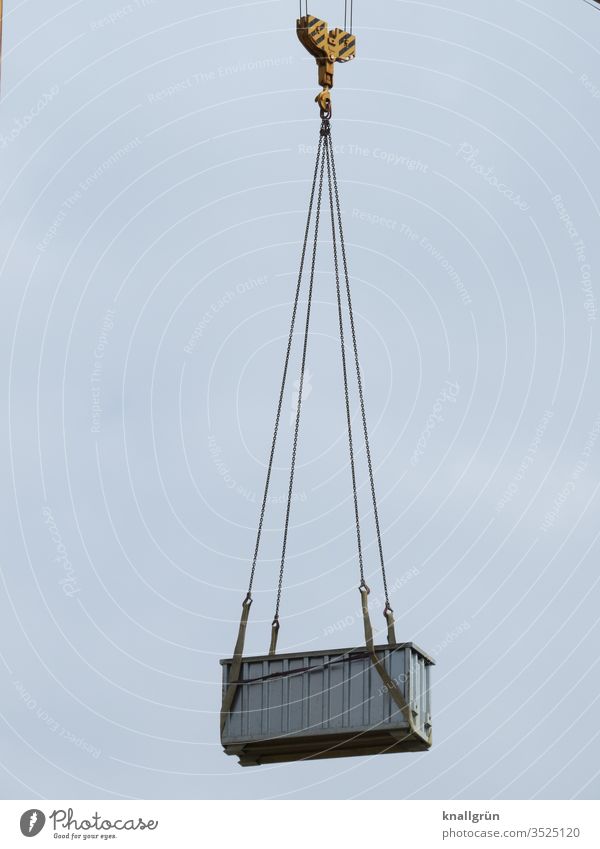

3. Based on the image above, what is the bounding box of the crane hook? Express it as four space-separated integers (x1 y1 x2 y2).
296 14 356 115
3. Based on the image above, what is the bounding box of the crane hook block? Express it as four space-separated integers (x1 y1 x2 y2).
296 14 356 115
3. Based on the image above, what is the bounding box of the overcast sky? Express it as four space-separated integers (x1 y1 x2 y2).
1 0 599 799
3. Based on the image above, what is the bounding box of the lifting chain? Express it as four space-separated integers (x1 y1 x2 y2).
229 9 396 662
242 114 395 657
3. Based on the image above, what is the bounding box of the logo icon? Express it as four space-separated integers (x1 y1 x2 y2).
20 810 45 837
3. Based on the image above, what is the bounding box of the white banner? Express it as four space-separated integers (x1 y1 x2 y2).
0 800 597 848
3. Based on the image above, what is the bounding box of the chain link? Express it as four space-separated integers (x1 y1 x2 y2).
273 135 327 619
324 132 365 585
250 114 391 630
327 124 391 607
247 132 326 596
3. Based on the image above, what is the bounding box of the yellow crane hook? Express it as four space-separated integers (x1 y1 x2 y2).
296 13 356 117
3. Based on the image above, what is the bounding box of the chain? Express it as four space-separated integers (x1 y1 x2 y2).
247 132 325 596
324 131 365 585
250 115 390 632
273 123 328 620
327 124 391 607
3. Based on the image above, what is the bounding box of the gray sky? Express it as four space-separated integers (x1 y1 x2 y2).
1 0 599 799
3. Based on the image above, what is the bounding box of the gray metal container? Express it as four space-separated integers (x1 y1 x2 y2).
220 642 433 766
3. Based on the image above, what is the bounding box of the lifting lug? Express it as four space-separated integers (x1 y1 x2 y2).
317 88 332 118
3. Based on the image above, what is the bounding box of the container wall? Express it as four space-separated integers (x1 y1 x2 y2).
222 646 430 744
408 649 431 737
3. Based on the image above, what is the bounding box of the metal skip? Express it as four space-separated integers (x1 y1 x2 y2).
221 644 433 767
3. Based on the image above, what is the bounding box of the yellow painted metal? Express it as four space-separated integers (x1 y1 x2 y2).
296 13 356 114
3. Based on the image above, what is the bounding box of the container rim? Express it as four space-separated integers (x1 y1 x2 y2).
219 641 435 666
